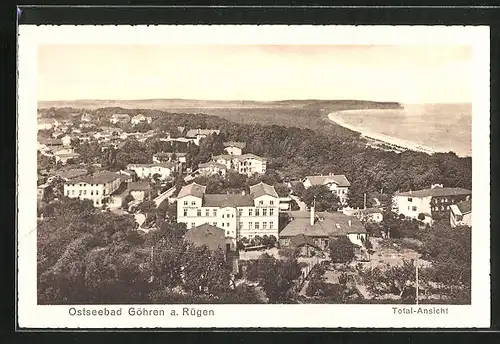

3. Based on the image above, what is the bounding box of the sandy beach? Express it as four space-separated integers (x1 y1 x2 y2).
328 111 441 155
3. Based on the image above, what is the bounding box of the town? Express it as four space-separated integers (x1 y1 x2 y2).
36 106 472 305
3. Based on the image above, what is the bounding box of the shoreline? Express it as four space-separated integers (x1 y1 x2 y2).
327 111 444 155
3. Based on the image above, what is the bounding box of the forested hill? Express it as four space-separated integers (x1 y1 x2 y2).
38 100 403 139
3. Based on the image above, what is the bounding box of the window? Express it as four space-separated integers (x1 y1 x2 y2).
197 209 201 216
66 190 70 196
213 222 217 226
269 221 274 229
184 201 188 205
83 190 87 196
90 190 94 195
227 222 230 227
222 223 225 227
263 222 267 229
248 209 253 216
408 198 413 202
191 222 195 228
205 209 210 217
263 209 267 216
96 190 99 195
191 201 196 206
79 190 82 196
270 200 274 205
238 209 243 217
255 222 260 229
269 209 274 216
259 200 263 205
249 222 253 229
71 190 75 195
412 206 417 211
239 222 243 228
222 214 225 219
255 209 260 216
232 214 234 218
183 209 187 217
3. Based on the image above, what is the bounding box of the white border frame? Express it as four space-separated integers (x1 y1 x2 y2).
17 25 490 328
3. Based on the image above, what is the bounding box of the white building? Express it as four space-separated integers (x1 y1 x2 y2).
303 174 351 205
450 199 472 228
393 184 472 223
212 153 267 176
63 171 122 207
176 181 280 240
110 113 131 124
37 118 59 131
197 161 227 177
185 129 221 145
131 114 152 125
152 152 187 164
127 162 176 180
61 135 72 147
223 141 246 156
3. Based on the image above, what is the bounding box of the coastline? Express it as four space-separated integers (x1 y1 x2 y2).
327 111 442 155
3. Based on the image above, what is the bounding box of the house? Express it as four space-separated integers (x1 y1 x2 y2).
197 161 227 177
176 181 280 240
356 207 384 223
450 199 472 228
127 182 152 202
223 141 246 156
279 208 367 250
61 134 72 147
37 184 49 203
152 152 187 164
110 113 131 124
131 114 152 125
211 153 267 176
303 174 351 205
233 154 267 176
44 138 64 150
184 223 239 274
63 171 122 207
50 168 88 182
185 129 221 145
37 118 59 131
127 162 176 180
53 149 79 165
117 169 137 182
393 184 472 222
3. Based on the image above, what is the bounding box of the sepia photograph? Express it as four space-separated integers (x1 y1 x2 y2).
17 25 490 328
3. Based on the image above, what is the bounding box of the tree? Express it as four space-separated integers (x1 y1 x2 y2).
329 236 355 264
301 185 340 212
121 194 134 209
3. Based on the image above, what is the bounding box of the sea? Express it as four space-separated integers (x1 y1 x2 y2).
332 103 472 157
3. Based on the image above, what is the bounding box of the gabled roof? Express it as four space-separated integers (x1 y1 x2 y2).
198 161 227 170
290 234 322 249
203 194 254 207
280 212 365 238
395 187 471 198
234 153 266 162
185 129 221 138
55 168 88 180
127 182 151 191
185 223 226 251
223 141 246 149
249 182 278 198
66 171 121 185
457 199 472 214
304 175 351 187
177 182 207 199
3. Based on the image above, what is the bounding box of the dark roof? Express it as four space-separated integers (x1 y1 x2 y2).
249 182 278 198
280 212 366 238
395 187 472 198
457 199 472 214
177 183 207 199
185 223 226 251
127 162 176 169
45 138 63 146
56 168 88 180
359 207 383 215
185 129 221 138
203 194 255 207
127 182 151 191
290 234 322 249
304 175 351 187
198 161 227 169
66 171 120 185
110 182 129 196
223 141 246 149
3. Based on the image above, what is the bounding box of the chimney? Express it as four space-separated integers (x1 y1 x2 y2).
348 219 352 227
242 190 246 196
310 205 315 226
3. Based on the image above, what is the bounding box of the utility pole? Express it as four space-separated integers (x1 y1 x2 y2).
415 258 419 305
150 245 154 283
363 193 367 210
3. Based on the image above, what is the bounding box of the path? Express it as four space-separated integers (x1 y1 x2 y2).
289 194 307 211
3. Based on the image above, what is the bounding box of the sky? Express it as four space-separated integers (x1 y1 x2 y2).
37 44 472 103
